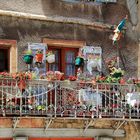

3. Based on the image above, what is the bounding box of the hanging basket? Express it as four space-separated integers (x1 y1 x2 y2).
23 55 33 64
75 57 84 67
46 54 55 63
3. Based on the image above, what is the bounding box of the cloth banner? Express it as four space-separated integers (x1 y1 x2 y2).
82 46 102 76
28 43 47 77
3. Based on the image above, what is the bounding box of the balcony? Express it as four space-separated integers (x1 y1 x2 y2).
0 78 140 120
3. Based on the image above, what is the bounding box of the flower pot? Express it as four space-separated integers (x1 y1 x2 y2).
23 55 33 64
75 57 84 67
46 54 55 63
35 53 43 63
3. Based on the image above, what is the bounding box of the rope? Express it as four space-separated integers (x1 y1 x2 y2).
0 84 59 99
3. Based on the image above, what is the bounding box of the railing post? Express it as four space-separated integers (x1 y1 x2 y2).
97 83 99 118
20 91 22 116
54 81 57 118
1 79 5 116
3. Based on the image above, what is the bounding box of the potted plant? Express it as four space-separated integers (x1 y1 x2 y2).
110 67 124 78
23 50 33 64
75 56 84 67
46 51 55 63
12 72 32 91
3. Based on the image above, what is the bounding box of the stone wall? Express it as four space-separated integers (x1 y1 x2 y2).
0 15 138 77
0 0 102 21
0 1 139 139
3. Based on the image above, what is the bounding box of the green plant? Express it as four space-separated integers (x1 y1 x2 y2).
25 50 32 55
110 67 124 78
46 51 53 57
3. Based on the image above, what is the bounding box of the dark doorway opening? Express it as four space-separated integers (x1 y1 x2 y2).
0 48 9 72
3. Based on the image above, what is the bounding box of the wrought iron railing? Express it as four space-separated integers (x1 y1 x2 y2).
0 79 140 120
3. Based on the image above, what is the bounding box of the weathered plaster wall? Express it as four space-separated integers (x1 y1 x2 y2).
0 15 137 77
0 0 138 77
0 0 102 21
0 1 139 140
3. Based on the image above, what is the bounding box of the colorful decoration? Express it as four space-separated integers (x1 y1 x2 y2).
23 50 33 64
12 72 32 91
46 51 55 63
112 15 128 44
87 57 101 75
46 71 64 81
35 49 43 66
28 43 47 76
68 75 77 81
75 56 84 67
0 72 12 79
82 46 102 75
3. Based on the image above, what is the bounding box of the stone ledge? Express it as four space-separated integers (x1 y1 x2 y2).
0 10 113 30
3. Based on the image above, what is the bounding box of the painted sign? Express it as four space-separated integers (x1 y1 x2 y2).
28 43 47 77
82 46 102 76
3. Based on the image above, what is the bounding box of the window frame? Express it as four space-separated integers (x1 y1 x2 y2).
43 38 86 77
0 39 17 73
0 47 10 72
48 46 79 77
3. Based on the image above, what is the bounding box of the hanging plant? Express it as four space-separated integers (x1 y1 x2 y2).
46 51 55 63
12 72 32 91
23 50 33 64
35 49 44 67
75 56 84 67
110 67 124 78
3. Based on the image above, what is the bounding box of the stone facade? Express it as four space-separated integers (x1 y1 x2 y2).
0 0 140 140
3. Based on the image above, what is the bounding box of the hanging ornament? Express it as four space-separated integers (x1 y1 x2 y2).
75 50 84 67
114 15 128 33
46 51 55 63
35 49 43 67
112 15 128 45
23 50 33 64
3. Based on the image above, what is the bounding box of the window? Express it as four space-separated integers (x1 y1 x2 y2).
0 39 17 73
0 48 9 72
47 46 78 77
43 38 86 77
